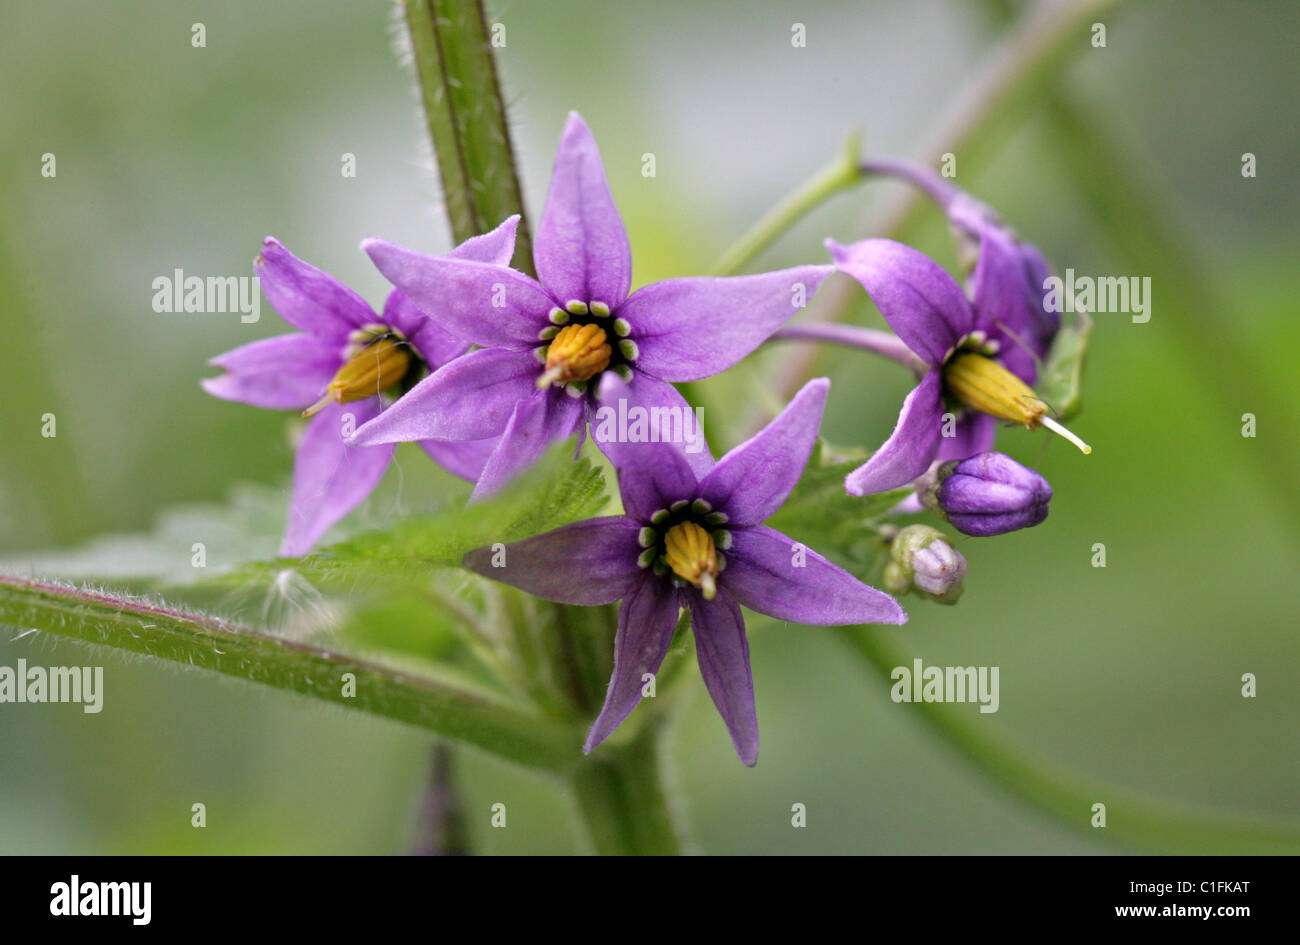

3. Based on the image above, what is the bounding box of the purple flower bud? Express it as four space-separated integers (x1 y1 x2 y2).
912 540 968 598
930 452 1052 537
883 524 967 605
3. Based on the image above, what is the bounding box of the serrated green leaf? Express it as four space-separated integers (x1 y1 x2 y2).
211 445 608 592
1038 310 1092 421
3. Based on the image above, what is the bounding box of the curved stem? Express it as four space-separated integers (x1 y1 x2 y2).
770 323 927 375
859 156 960 210
708 131 863 277
838 628 1300 854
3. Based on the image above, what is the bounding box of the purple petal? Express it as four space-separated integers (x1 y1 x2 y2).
534 113 632 310
280 399 393 557
256 238 375 340
723 525 907 626
362 239 554 349
202 333 339 410
446 214 520 267
935 410 997 463
381 290 471 369
470 388 585 500
462 516 642 605
1020 243 1061 350
418 437 496 483
968 225 1043 384
621 266 834 382
609 440 700 523
688 590 759 766
699 378 828 526
584 572 681 755
592 370 714 479
844 369 945 496
827 238 973 367
348 347 542 445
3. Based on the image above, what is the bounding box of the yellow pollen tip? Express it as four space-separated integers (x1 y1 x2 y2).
302 335 411 417
944 352 1092 454
663 522 719 594
537 323 610 388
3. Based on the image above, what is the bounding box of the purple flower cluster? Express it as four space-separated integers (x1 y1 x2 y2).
202 116 1084 763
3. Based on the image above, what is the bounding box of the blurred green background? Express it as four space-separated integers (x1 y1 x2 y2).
1 0 1296 854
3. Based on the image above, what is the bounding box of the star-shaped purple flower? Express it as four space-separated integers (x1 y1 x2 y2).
347 112 833 497
463 379 906 766
202 222 518 555
828 236 1089 498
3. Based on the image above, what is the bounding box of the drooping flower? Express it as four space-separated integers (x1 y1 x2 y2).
202 221 518 555
462 379 905 765
861 158 1061 388
882 524 967 605
827 236 1090 497
919 451 1052 537
347 112 833 497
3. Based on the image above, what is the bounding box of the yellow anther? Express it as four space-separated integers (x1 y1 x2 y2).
536 323 611 388
943 352 1091 454
663 522 719 599
302 335 411 417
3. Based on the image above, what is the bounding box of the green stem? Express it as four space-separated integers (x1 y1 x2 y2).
403 0 534 273
838 628 1300 854
0 575 580 774
568 723 683 855
708 131 863 277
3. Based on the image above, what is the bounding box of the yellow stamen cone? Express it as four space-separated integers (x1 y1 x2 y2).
536 323 611 388
303 336 411 417
663 522 719 598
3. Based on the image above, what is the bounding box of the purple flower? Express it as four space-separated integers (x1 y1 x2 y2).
922 451 1052 537
828 236 1090 498
462 379 906 765
202 223 518 555
347 112 833 497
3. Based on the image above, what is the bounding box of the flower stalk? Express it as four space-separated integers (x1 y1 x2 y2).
708 131 863 277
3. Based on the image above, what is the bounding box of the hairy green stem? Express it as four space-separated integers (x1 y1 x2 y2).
0 576 580 774
838 628 1300 853
403 0 534 273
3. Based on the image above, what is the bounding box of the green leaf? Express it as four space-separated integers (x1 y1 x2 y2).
1037 310 1092 422
212 446 608 592
0 575 580 773
0 482 285 586
764 442 911 578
